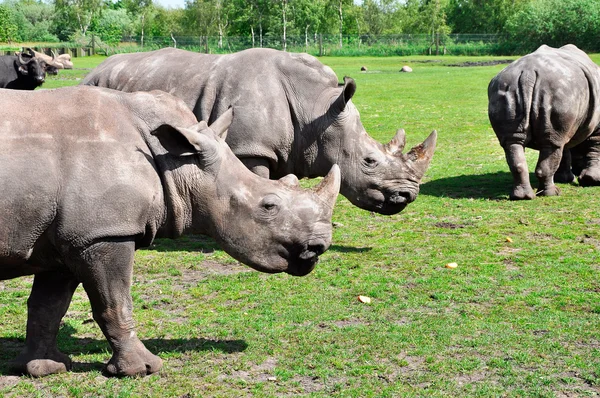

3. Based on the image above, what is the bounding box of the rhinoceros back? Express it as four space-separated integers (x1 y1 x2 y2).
0 87 165 263
488 44 600 148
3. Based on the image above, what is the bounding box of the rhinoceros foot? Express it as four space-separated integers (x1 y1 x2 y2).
509 185 536 200
536 185 561 197
104 339 163 377
578 167 600 187
10 349 71 377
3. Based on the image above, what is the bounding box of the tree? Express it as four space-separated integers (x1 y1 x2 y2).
92 8 134 45
0 4 18 42
123 0 153 48
504 0 600 53
446 0 528 34
54 0 104 37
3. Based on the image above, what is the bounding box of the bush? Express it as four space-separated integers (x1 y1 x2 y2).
502 0 600 53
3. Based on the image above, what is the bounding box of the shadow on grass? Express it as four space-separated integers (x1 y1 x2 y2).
148 235 372 254
420 171 515 199
330 245 372 253
0 324 247 376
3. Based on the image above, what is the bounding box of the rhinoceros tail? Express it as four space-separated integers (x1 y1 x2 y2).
515 69 537 140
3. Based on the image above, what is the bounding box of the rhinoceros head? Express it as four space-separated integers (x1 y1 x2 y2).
319 77 437 215
154 109 341 276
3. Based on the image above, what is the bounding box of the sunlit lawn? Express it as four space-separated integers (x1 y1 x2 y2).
1 51 599 397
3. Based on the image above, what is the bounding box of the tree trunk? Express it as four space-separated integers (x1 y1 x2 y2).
305 24 310 52
171 33 177 48
338 0 343 48
281 0 287 51
251 26 255 48
140 14 145 49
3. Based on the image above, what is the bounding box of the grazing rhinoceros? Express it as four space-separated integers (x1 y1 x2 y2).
488 44 600 200
81 47 437 215
0 86 341 377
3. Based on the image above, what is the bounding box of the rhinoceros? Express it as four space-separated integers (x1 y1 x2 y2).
81 47 437 215
0 86 341 377
488 44 600 200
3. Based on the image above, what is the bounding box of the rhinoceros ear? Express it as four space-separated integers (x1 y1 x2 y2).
208 108 234 141
331 76 357 114
152 124 214 157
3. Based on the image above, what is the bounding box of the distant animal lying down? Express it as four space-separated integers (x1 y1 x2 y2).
0 86 341 377
82 47 437 215
0 48 58 89
488 44 600 200
26 49 74 70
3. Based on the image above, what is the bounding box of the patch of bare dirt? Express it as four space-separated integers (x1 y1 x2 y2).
435 222 468 229
0 376 20 389
581 235 600 250
455 371 488 386
503 258 520 271
218 357 278 383
448 60 514 67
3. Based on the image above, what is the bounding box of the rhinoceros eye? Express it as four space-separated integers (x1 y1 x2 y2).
260 195 281 215
364 156 378 168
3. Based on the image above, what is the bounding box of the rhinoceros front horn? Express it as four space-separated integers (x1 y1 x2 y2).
312 164 341 209
406 130 437 180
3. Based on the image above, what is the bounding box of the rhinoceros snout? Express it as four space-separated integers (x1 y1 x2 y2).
388 192 410 205
298 239 328 260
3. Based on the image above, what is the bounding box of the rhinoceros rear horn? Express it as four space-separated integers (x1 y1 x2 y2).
406 130 437 180
279 174 299 188
312 164 341 209
332 77 357 114
208 108 234 140
385 129 407 155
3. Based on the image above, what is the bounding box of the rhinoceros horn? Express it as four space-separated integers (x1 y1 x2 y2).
312 164 341 208
384 129 407 155
405 130 437 180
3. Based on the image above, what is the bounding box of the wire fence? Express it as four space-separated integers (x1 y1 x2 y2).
113 33 501 56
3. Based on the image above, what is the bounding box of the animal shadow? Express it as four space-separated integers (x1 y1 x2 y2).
0 324 247 376
420 171 516 199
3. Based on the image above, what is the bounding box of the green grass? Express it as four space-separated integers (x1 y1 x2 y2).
2 53 600 397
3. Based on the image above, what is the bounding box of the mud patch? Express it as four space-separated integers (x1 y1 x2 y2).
448 60 514 67
435 222 468 229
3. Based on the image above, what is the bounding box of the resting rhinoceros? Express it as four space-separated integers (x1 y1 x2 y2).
488 44 600 200
0 86 341 377
81 47 436 215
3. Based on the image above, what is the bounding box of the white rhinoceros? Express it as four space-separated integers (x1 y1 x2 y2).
82 47 437 215
488 44 600 199
0 86 340 377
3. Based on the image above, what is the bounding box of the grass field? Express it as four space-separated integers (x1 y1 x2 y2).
1 52 600 397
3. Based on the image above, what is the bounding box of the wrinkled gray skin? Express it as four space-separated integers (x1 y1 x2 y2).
488 44 600 200
0 86 341 377
82 48 437 215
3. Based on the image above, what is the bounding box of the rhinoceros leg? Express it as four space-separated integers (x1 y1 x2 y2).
577 135 600 187
241 157 271 178
554 148 575 184
10 271 79 377
76 239 162 377
504 143 535 200
534 145 563 196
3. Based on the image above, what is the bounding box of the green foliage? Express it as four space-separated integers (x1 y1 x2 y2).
503 0 600 53
0 4 18 42
91 8 134 45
